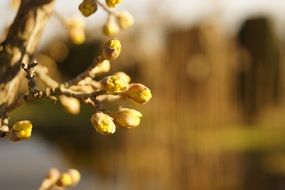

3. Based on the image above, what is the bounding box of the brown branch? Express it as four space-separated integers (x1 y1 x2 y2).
0 0 55 113
22 59 39 95
64 55 105 87
5 83 105 113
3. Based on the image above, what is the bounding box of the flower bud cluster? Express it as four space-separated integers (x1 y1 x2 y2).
78 0 133 37
90 107 143 135
88 39 152 135
90 79 151 135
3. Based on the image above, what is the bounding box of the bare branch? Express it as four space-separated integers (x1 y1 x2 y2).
64 55 105 87
0 0 55 110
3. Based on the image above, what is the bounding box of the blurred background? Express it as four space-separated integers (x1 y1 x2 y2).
1 0 285 189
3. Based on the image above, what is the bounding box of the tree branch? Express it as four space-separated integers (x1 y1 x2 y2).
0 0 55 112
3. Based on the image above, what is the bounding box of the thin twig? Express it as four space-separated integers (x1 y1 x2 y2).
64 55 105 87
22 59 39 95
95 0 118 16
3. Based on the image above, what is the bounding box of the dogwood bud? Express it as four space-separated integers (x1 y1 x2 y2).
114 108 142 128
91 112 116 135
102 39 121 60
126 83 152 104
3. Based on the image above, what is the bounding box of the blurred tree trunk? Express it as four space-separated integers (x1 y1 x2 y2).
237 17 280 120
237 17 281 190
0 0 54 111
119 23 243 190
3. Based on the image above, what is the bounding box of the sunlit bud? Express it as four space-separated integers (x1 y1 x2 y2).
67 18 86 45
56 173 73 188
116 11 134 30
101 75 127 93
126 83 152 104
11 120 33 141
59 96 81 115
105 0 123 8
69 28 85 45
92 60 111 75
79 0 98 17
102 39 121 60
91 112 116 135
114 71 131 84
114 108 142 128
66 169 81 186
103 16 120 36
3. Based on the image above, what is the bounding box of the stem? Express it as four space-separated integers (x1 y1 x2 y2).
0 0 55 111
64 55 105 87
95 0 118 16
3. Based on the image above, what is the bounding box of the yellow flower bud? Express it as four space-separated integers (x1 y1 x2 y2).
66 169 81 186
103 16 120 36
11 120 33 141
101 75 127 93
105 0 123 8
54 169 80 188
114 71 131 84
69 29 85 45
91 112 116 135
59 96 81 115
79 0 98 17
126 83 152 104
67 18 86 45
102 39 121 61
114 108 142 128
116 11 134 30
56 173 73 187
